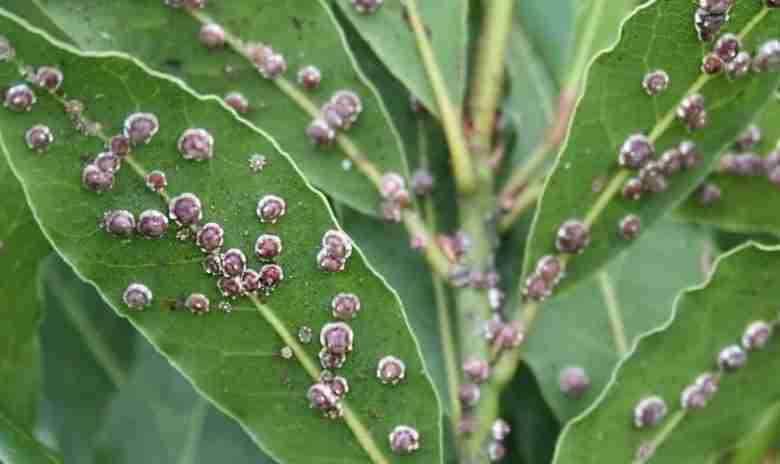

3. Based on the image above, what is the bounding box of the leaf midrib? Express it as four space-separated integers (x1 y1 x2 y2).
0 24 393 463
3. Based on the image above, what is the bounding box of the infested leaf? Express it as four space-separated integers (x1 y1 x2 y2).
522 0 780 295
334 0 468 116
36 0 409 217
337 23 459 412
0 11 441 464
554 243 780 463
676 98 780 235
0 152 52 462
524 221 709 421
342 210 450 414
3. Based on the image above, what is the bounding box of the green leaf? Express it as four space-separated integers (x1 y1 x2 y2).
0 147 48 433
515 0 575 85
334 0 468 115
0 112 50 464
38 255 274 464
502 0 634 197
505 21 557 171
1 2 71 44
0 411 60 464
94 341 276 464
338 20 459 412
501 364 560 464
522 1 780 294
567 0 636 87
0 12 441 464
553 242 780 463
676 98 780 235
524 221 709 422
37 254 137 463
36 0 408 217
341 209 449 410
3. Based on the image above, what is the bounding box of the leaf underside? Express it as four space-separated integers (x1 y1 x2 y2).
334 0 468 116
525 221 709 421
0 11 441 464
0 92 51 461
554 243 780 463
523 0 780 293
676 98 780 235
38 255 274 464
36 0 408 217
0 149 47 432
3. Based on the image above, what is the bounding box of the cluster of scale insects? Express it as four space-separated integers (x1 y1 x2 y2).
157 1 424 454
3 1 428 454
632 314 778 461
521 0 780 303
7 0 778 459
173 0 420 225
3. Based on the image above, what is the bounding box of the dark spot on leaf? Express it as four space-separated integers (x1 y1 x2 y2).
291 16 303 31
163 58 182 73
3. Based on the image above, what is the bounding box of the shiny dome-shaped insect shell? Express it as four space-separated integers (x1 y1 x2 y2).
388 425 419 454
331 292 361 319
102 209 136 238
254 234 283 260
185 293 211 314
297 65 322 90
34 66 64 91
376 355 406 385
123 283 153 310
81 164 114 193
196 223 224 253
136 209 169 239
25 124 54 152
123 112 159 145
320 322 354 355
221 248 247 277
4 84 36 112
168 193 203 226
177 128 214 161
256 195 287 224
633 396 667 428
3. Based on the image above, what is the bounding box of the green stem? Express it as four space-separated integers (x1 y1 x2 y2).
584 170 629 227
403 211 452 277
633 411 687 464
403 0 476 194
498 180 544 233
455 0 518 458
598 271 628 356
432 267 462 430
499 142 552 200
469 0 515 159
417 120 462 430
730 400 780 464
